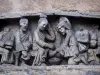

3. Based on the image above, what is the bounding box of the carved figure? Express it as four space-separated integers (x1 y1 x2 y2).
15 18 32 66
75 29 89 64
48 17 79 65
88 32 100 64
32 15 55 66
0 28 14 64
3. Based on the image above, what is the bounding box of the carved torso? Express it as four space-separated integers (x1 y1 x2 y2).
15 30 32 51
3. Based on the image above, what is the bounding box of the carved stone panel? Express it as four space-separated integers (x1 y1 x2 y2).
0 14 100 66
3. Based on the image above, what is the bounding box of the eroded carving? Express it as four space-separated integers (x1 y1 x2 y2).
32 15 55 66
0 28 14 64
0 15 99 66
47 17 79 65
14 18 32 66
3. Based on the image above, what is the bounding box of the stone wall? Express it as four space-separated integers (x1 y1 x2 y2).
0 0 100 13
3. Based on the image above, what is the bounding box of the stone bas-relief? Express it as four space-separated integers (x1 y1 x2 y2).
75 29 98 65
33 15 55 66
0 15 100 66
47 17 79 65
0 28 14 64
14 18 32 66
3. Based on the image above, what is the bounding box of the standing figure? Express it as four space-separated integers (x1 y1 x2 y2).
0 28 14 64
15 18 32 66
48 17 79 65
33 15 55 66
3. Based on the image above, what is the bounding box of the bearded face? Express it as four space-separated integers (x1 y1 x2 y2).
21 25 28 32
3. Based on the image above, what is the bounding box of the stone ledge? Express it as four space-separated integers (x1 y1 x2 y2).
0 65 100 75
0 9 100 19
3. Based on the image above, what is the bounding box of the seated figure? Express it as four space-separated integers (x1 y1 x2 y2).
32 15 55 66
0 28 14 64
48 17 79 65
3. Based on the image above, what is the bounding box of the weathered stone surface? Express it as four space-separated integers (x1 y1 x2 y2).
0 0 100 75
0 0 100 19
1 10 100 19
86 71 100 75
1 0 100 13
0 65 100 75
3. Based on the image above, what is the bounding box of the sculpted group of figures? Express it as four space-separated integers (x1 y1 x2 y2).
0 15 100 66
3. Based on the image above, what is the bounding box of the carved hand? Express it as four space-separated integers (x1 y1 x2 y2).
46 43 55 49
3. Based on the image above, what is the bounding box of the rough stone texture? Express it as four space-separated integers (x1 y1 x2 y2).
0 0 100 19
1 0 100 13
0 10 100 19
0 65 100 75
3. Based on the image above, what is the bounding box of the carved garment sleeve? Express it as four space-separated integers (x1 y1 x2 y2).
45 25 55 41
34 30 48 48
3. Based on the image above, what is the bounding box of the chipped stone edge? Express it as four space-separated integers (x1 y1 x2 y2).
0 9 100 19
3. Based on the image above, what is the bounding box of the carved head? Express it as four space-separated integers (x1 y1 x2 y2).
57 21 66 35
38 17 48 31
19 18 28 32
57 17 71 35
